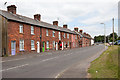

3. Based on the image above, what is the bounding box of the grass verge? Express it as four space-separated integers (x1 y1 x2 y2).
88 45 119 78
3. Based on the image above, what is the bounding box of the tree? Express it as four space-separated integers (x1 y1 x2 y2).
109 33 118 42
118 36 120 40
94 32 118 43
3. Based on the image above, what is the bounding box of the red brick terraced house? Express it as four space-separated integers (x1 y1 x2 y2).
0 5 92 56
73 27 92 48
82 32 92 47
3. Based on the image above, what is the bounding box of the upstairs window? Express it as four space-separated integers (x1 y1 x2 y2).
46 29 48 36
31 26 34 35
59 32 61 40
67 33 69 39
75 35 77 39
31 40 35 50
53 31 55 37
19 24 23 33
19 40 24 51
64 33 66 38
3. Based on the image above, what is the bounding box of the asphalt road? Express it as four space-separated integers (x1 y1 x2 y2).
2 45 105 78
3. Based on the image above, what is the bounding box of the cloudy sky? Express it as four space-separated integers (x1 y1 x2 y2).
0 0 119 38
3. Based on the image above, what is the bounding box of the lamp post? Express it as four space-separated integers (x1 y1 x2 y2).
112 18 114 45
100 23 106 49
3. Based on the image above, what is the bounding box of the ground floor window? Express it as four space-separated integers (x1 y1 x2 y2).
64 42 66 47
73 42 74 47
76 43 78 47
19 40 24 51
46 41 49 49
68 41 69 47
53 41 55 49
31 40 35 50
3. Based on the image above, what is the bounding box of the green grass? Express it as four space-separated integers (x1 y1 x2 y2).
88 45 119 78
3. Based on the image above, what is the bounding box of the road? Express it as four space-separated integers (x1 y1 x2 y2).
2 45 105 78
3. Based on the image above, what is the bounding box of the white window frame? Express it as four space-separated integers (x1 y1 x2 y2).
46 29 48 36
53 41 55 48
59 32 61 40
53 31 55 37
68 41 69 47
64 33 66 38
75 35 77 39
19 24 23 33
31 40 35 50
73 42 74 47
64 42 66 47
19 40 24 51
67 33 69 39
46 41 49 49
31 26 34 35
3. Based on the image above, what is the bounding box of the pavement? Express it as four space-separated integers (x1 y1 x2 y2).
1 44 105 78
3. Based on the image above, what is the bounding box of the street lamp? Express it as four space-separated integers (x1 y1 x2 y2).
100 23 106 49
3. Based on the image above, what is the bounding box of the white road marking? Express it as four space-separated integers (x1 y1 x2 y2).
2 56 59 72
1 64 29 72
55 69 67 78
2 57 26 63
64 53 72 56
41 57 58 62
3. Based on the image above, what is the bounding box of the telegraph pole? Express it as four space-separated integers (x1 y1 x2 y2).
113 18 114 45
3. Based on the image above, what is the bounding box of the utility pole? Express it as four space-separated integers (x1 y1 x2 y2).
113 18 114 45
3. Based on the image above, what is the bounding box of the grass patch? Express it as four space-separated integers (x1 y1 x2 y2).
88 45 119 78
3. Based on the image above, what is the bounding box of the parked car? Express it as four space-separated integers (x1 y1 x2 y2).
109 42 113 45
118 40 120 45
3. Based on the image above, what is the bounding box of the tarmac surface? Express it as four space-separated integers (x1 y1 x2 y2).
2 45 105 78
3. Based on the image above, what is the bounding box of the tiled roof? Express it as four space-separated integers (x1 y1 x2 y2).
0 10 76 34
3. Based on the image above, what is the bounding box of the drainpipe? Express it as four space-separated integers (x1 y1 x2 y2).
40 27 42 52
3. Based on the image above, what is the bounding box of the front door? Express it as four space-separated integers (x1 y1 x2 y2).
42 42 45 52
56 42 58 50
11 41 16 56
37 41 40 53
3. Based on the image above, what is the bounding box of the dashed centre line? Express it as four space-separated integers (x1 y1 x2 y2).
1 64 29 72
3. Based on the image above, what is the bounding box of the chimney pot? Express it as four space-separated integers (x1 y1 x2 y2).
34 14 41 21
53 21 58 26
74 27 78 32
7 5 17 14
79 30 83 33
63 24 67 28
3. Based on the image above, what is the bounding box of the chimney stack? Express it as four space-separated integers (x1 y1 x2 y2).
63 24 67 28
7 5 17 14
79 30 83 34
74 27 78 32
84 32 86 35
34 14 41 21
53 21 58 26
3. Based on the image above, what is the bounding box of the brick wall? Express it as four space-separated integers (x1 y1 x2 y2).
7 21 40 55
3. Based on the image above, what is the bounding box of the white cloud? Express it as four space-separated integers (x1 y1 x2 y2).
0 0 119 37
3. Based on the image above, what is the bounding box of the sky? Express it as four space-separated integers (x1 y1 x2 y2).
0 0 119 38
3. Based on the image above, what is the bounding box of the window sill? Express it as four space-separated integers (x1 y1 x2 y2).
31 49 35 51
19 50 25 51
31 34 35 35
19 33 24 34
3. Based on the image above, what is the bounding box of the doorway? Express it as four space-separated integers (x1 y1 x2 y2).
42 42 45 52
37 41 40 53
11 41 16 56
